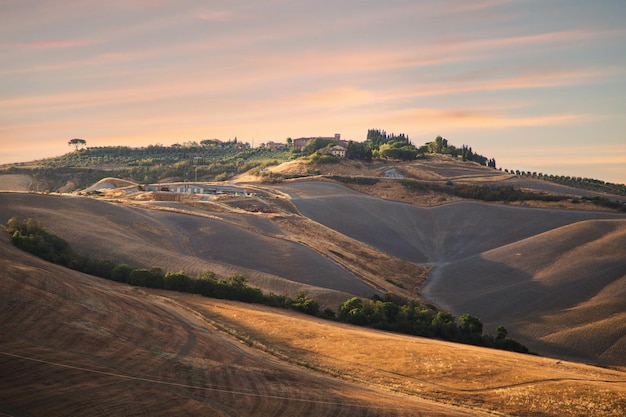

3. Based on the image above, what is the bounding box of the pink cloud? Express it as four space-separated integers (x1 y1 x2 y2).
1 38 99 49
375 108 597 131
444 0 513 14
195 9 234 22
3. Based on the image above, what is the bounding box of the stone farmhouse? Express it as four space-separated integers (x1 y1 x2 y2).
318 145 347 158
264 141 288 151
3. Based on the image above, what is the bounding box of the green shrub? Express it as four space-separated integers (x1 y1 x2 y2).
7 217 73 266
6 217 530 354
329 175 379 185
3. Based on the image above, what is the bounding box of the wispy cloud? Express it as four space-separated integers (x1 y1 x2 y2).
1 38 100 49
408 67 616 97
194 9 235 22
1 0 624 183
454 28 626 52
374 108 597 131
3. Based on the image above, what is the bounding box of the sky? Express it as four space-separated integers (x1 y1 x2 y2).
1 0 625 184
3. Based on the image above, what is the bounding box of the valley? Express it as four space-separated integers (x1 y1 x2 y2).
1 154 625 416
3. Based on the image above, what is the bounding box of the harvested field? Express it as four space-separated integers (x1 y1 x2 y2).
0 192 376 305
1 235 484 417
2 233 625 417
276 181 626 366
0 174 32 191
168 296 626 417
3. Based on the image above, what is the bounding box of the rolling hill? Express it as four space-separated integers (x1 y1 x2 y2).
0 192 377 308
274 180 626 366
0 232 472 416
1 232 625 417
1 153 625 366
2 153 626 415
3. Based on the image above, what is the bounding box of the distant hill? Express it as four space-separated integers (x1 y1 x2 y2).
1 144 292 192
1 139 623 196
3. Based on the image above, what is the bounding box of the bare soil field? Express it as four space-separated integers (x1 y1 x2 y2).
423 219 626 365
1 235 624 417
0 174 32 191
0 192 377 307
274 181 626 366
0 235 480 417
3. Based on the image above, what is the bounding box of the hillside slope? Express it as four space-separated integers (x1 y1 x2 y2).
1 233 624 417
0 232 473 417
2 165 625 367
0 193 376 306
276 181 626 365
277 181 624 263
424 219 626 365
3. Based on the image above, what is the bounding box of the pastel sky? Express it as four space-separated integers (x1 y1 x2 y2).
1 0 625 184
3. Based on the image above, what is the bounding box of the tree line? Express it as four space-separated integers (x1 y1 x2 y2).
338 296 527 352
343 130 496 166
6 217 530 354
454 184 625 211
453 184 567 202
503 170 626 197
6 217 326 315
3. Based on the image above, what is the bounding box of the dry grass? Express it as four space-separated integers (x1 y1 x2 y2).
0 236 502 416
165 294 626 417
1 229 624 416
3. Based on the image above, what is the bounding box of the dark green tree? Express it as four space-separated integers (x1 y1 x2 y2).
432 311 458 340
495 326 508 340
291 292 320 316
458 313 483 343
164 271 193 292
111 264 133 283
339 297 368 325
68 138 87 150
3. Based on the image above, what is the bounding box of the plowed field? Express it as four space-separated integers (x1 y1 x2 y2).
0 235 503 416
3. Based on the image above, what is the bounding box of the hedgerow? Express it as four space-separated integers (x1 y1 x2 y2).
6 217 529 354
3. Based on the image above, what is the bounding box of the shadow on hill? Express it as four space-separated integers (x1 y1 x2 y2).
278 181 626 366
423 221 626 366
0 192 377 302
279 181 624 263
